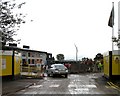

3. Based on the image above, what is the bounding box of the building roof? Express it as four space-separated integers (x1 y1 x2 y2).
2 46 47 54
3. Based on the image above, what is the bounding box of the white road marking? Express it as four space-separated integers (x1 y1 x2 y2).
89 76 98 79
74 88 89 91
69 89 89 94
68 84 97 88
49 84 59 87
73 79 82 81
24 92 37 94
29 85 43 88
21 90 26 91
68 84 76 88
86 85 97 88
68 78 97 94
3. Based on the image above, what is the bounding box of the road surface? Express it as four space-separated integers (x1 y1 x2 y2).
10 73 120 96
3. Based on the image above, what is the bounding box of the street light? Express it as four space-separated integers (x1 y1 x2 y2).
74 44 78 61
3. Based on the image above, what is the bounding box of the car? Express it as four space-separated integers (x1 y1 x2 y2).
46 64 68 78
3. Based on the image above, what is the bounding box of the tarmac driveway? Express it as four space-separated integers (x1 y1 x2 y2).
5 73 120 96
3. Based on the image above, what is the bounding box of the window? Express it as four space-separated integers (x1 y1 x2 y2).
28 53 30 57
32 53 34 57
22 59 26 65
28 59 30 64
22 54 26 57
22 52 26 57
40 59 42 63
32 59 34 64
49 55 51 58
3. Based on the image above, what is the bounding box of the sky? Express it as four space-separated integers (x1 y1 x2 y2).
14 0 120 60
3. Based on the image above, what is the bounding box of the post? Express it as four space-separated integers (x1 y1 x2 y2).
118 34 120 50
74 44 78 61
118 2 120 50
112 2 114 51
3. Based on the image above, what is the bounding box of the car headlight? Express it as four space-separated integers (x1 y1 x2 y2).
55 69 59 72
55 70 58 72
66 70 68 72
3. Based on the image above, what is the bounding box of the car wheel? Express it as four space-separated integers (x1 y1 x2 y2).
65 74 68 78
51 73 55 77
52 74 55 77
47 74 50 77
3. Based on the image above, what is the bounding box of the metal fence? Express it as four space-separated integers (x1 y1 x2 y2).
69 62 94 73
20 64 43 78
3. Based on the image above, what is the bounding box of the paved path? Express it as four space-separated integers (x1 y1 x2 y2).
2 78 43 96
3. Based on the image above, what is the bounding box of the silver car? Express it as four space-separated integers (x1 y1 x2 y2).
47 64 68 78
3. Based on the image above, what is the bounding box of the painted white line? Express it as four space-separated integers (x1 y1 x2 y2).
74 88 89 91
49 84 59 87
68 85 76 88
86 85 97 88
73 80 82 81
69 89 89 94
21 90 26 91
29 85 43 88
24 92 37 94
68 84 97 88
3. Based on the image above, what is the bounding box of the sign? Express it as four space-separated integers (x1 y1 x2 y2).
114 56 120 64
0 50 13 56
2 59 6 69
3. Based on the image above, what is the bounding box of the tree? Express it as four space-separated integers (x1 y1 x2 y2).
0 0 26 46
95 53 103 60
94 53 103 64
56 54 65 61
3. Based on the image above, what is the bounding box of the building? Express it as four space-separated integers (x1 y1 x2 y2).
46 53 54 66
20 48 47 66
1 44 53 78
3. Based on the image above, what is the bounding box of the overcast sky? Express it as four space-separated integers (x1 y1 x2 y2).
16 0 119 60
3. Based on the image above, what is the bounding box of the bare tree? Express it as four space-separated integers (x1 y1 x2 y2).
0 0 26 46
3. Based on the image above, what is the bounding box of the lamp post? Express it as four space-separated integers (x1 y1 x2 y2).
74 44 78 61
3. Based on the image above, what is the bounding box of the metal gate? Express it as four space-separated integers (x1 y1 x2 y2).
20 64 43 78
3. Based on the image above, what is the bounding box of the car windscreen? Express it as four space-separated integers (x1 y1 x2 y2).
54 65 66 69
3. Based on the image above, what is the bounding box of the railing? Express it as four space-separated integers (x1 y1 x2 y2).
20 64 43 78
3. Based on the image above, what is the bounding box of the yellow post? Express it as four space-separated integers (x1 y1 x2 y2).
28 65 31 76
112 50 120 76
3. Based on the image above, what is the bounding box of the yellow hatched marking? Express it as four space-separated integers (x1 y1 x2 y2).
107 82 120 91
